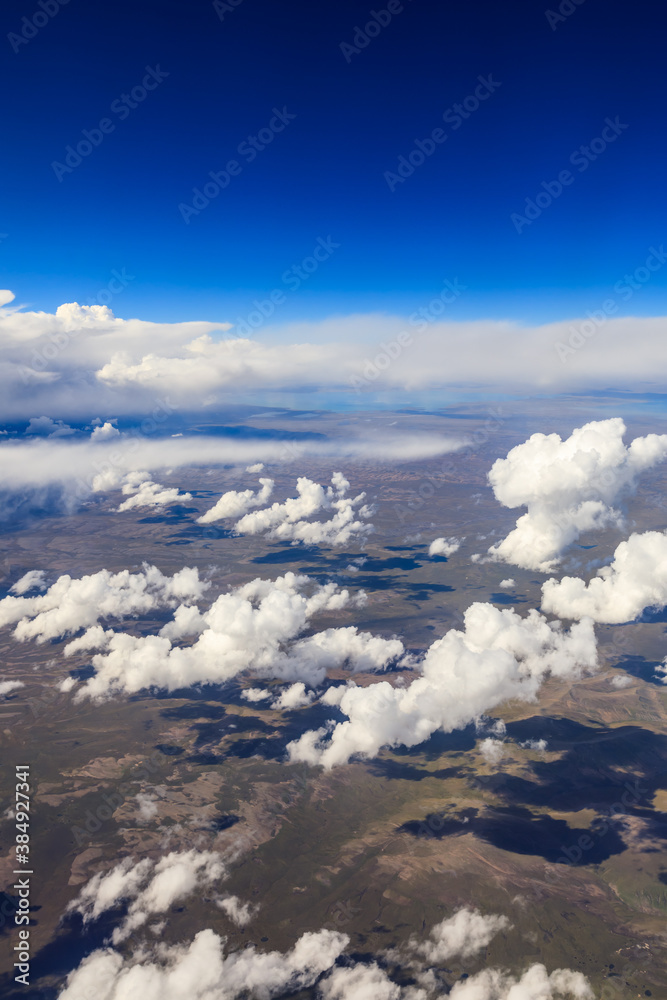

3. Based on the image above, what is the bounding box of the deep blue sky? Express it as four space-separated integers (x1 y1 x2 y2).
1 0 665 326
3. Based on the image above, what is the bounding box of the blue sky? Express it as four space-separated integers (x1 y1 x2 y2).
1 0 665 326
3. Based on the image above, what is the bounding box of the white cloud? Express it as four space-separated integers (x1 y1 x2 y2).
241 686 271 703
66 851 226 944
610 674 633 688
411 907 510 963
58 888 592 1000
23 572 400 701
10 570 46 595
428 536 462 558
135 793 159 823
196 477 275 523
542 529 667 623
216 895 257 927
319 963 415 1000
0 564 207 643
270 626 404 687
6 293 667 419
478 737 505 764
116 472 193 512
448 964 593 999
0 680 24 696
499 578 515 589
59 926 349 1000
230 473 374 547
654 660 667 684
90 421 120 442
288 602 597 768
520 738 548 751
26 415 75 437
246 463 264 473
481 418 667 572
272 682 315 711
0 432 461 500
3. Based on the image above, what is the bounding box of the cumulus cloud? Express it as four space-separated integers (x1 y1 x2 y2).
655 662 667 684
542 529 667 622
196 477 275 523
520 738 548 751
480 419 667 572
479 738 505 765
66 851 226 944
272 682 315 711
135 793 159 823
58 900 592 1000
428 536 462 558
241 687 272 703
411 907 510 964
319 962 418 1000
0 432 461 500
0 680 24 696
59 926 349 1000
116 472 193 512
448 964 593 999
610 674 633 689
10 570 46 594
26 415 75 437
0 564 207 643
216 895 257 927
90 421 120 442
499 578 515 589
227 473 374 547
9 293 667 421
9 571 401 700
288 602 597 768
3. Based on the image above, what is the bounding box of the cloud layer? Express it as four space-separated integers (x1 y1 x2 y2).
0 432 461 503
6 293 667 420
